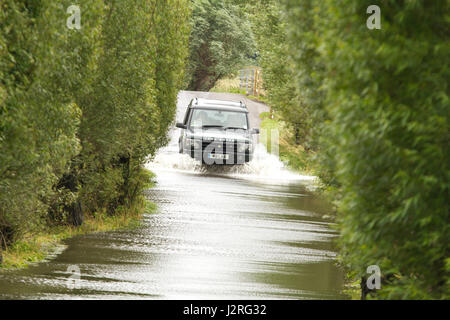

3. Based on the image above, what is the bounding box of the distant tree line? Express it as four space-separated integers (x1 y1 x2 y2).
0 0 189 255
244 0 449 299
185 0 255 91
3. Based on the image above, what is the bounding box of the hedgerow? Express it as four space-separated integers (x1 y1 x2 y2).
0 0 190 255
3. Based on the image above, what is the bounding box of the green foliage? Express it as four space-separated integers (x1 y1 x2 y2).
0 0 96 244
277 0 449 299
77 0 189 217
186 0 255 91
246 0 317 150
281 0 335 185
260 113 310 173
0 0 190 253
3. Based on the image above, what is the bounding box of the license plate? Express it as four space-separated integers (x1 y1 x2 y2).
208 153 229 160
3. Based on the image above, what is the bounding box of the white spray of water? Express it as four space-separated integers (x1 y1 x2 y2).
145 131 316 185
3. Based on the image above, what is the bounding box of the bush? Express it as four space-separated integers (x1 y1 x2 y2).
0 0 94 244
281 0 449 299
75 0 190 219
0 0 190 254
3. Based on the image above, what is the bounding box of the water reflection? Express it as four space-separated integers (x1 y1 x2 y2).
0 170 348 299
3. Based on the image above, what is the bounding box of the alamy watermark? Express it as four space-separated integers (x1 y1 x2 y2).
367 5 381 30
185 119 279 165
366 265 381 290
66 5 81 30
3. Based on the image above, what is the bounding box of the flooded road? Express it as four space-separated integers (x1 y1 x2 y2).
0 92 348 299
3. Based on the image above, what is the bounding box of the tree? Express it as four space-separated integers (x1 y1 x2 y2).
281 0 334 183
186 0 255 91
247 1 307 146
0 0 102 244
0 0 190 254
75 0 190 217
282 0 449 299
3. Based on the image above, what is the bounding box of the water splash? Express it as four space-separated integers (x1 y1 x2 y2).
145 138 316 185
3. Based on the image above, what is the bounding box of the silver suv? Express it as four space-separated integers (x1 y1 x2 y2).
176 98 259 165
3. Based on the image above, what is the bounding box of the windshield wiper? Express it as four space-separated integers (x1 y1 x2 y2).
224 126 246 130
201 125 224 128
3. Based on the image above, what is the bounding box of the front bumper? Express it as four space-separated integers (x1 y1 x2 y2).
183 140 253 165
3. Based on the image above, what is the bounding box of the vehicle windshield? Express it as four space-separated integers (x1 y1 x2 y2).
190 109 248 129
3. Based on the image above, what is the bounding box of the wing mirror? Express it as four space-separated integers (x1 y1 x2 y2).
251 128 260 134
176 122 187 129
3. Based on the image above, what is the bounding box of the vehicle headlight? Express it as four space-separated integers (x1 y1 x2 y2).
237 142 248 153
193 140 201 149
185 137 201 149
184 137 193 147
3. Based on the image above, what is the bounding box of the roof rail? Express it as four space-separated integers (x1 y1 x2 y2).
191 98 247 109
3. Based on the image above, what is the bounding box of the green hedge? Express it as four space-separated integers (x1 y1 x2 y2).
283 0 449 299
245 0 449 298
0 0 190 249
